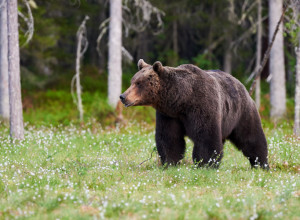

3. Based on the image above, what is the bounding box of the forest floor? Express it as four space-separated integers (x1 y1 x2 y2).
0 121 299 219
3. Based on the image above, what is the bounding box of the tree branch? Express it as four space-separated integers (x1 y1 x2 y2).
19 0 34 46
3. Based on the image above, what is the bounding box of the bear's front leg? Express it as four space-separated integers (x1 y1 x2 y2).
189 123 224 168
155 111 186 166
192 136 223 168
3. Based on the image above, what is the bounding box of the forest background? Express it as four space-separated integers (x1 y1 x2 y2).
1 0 298 127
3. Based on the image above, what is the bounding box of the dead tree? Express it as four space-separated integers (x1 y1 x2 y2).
71 16 89 121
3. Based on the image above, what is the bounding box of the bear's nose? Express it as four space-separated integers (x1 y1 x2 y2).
120 94 125 103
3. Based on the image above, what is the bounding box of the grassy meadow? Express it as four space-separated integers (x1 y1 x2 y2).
0 119 299 219
0 75 299 219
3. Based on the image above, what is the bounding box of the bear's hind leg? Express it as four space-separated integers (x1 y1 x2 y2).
155 112 186 166
228 124 269 169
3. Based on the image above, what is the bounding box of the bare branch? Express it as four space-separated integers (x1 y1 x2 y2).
69 0 81 6
138 147 156 166
290 0 300 33
227 0 237 22
238 0 257 25
232 15 268 53
77 15 89 57
18 0 34 46
96 18 110 55
123 0 165 35
245 55 257 80
202 35 225 55
122 47 133 63
96 0 164 63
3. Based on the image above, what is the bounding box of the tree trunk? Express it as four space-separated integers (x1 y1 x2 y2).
7 0 24 139
0 0 10 122
269 0 286 119
255 0 262 109
108 0 122 108
75 28 84 121
294 40 300 135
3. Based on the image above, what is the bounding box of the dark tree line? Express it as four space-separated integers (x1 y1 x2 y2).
17 0 272 78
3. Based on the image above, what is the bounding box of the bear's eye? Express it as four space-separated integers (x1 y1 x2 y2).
136 82 141 86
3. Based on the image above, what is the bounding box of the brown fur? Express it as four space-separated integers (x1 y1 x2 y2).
120 60 269 169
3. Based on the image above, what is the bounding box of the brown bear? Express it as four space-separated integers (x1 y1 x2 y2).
120 59 269 169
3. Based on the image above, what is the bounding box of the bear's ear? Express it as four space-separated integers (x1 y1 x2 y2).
153 61 164 74
137 59 149 70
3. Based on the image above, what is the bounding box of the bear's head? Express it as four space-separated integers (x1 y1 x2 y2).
120 59 164 107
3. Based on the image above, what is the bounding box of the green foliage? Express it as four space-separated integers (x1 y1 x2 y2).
23 89 156 126
285 48 297 98
157 50 179 66
284 8 300 46
192 54 219 70
21 68 156 126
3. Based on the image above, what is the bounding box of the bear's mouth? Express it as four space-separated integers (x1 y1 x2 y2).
124 100 137 107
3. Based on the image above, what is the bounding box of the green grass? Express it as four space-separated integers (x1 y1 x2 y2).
22 90 156 126
0 122 299 219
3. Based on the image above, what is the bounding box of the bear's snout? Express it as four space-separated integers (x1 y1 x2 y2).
119 93 134 107
120 94 126 104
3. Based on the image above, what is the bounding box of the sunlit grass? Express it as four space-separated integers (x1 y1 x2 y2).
0 121 299 219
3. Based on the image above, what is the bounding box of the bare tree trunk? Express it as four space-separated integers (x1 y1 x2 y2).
0 0 10 122
72 16 89 122
269 0 286 119
294 40 300 135
7 0 24 139
255 0 262 109
108 0 122 108
76 34 84 121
